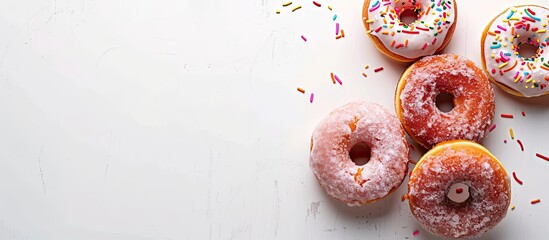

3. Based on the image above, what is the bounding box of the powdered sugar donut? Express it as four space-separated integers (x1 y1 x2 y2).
408 140 511 239
395 54 495 149
480 5 549 97
362 0 457 62
309 101 409 206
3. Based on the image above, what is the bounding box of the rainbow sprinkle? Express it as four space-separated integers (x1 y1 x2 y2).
309 93 314 103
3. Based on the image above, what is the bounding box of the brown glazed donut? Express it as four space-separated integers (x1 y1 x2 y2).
395 54 495 149
408 140 511 239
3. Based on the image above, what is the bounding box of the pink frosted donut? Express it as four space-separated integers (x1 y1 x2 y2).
309 101 409 206
408 140 511 238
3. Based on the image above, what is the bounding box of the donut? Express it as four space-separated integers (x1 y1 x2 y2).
480 5 549 98
408 140 511 238
362 0 458 62
395 54 495 149
309 101 409 206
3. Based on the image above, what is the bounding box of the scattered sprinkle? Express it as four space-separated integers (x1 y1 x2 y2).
489 124 496 132
309 93 314 103
531 198 541 204
327 5 332 10
521 111 526 117
504 139 507 144
292 5 302 12
364 65 369 69
340 30 345 38
276 10 281 14
509 128 514 139
501 114 514 118
362 73 367 78
517 139 524 151
456 188 463 194
313 1 321 7
413 229 420 236
283 1 292 7
301 35 307 42
297 87 305 93
330 73 335 84
334 74 343 85
512 172 523 185
336 23 339 35
374 67 384 72
536 153 549 161
401 194 408 201
511 205 515 210
333 14 337 21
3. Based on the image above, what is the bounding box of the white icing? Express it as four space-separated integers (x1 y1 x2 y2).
366 0 456 59
482 5 549 97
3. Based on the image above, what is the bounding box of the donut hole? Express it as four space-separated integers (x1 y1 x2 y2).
447 183 470 204
517 43 539 59
399 9 419 25
349 142 371 166
435 92 455 113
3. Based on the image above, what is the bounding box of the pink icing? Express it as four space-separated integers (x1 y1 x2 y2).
309 101 409 206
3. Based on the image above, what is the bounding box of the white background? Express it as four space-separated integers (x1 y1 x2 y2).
0 0 548 239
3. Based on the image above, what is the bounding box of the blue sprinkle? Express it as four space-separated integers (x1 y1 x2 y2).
333 14 337 21
436 8 442 12
524 9 541 21
490 44 502 49
506 11 514 19
505 53 512 56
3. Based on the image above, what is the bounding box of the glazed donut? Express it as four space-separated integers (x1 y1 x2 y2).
395 54 495 149
480 5 549 98
309 101 409 206
362 0 457 62
408 140 511 239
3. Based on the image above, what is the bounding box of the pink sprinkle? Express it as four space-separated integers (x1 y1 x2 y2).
309 93 314 103
369 4 380 12
374 67 384 72
504 140 507 143
489 124 496 132
431 38 437 45
521 111 526 116
301 35 307 42
497 25 507 31
413 229 420 236
334 75 343 85
336 23 339 35
421 43 428 50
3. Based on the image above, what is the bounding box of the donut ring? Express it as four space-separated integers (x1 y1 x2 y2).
408 140 511 239
480 5 549 98
362 0 457 62
395 54 495 149
309 101 409 206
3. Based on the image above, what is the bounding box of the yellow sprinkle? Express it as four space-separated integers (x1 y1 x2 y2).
292 5 301 12
509 128 514 140
514 75 521 82
491 54 495 58
276 10 281 14
498 62 509 69
328 5 332 10
495 34 500 40
389 25 394 29
511 205 516 210
503 19 509 22
503 43 508 47
510 17 520 21
365 65 369 69
537 29 547 34
526 77 533 83
543 23 547 27
384 18 387 24
404 39 408 47
366 19 374 23
283 1 292 7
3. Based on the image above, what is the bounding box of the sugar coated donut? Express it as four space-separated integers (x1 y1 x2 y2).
309 101 409 206
395 54 495 149
480 5 549 98
362 0 457 62
408 140 511 239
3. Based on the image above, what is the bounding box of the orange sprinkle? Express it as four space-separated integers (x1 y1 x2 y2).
531 199 541 204
362 73 367 78
297 87 305 93
390 40 395 47
354 167 366 187
401 194 408 201
503 60 518 72
330 72 336 84
336 35 342 39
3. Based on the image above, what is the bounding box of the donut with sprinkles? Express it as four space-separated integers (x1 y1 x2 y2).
362 0 458 62
480 5 549 97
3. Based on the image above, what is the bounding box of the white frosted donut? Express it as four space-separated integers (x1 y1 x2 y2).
309 101 409 206
481 5 549 97
363 0 457 62
408 140 511 239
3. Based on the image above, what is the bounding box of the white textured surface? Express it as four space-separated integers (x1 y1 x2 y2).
0 0 548 239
